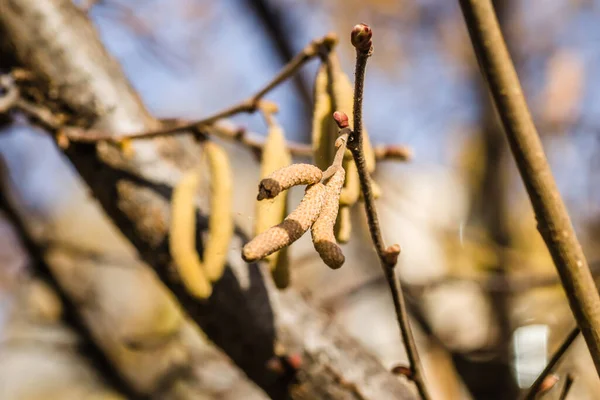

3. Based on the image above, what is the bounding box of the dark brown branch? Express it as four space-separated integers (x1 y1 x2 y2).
459 0 600 375
558 374 575 400
523 327 580 400
343 24 431 400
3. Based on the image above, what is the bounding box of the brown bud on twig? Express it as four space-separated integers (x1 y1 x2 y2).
383 244 401 266
243 183 326 262
311 168 346 269
333 111 349 128
391 364 413 379
257 164 323 200
351 23 373 52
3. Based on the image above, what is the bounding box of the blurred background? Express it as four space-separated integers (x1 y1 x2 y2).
2 0 600 398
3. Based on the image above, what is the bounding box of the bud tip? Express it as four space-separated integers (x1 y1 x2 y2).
351 23 373 51
333 111 349 128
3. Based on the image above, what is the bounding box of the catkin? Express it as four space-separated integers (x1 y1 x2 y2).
255 118 292 287
335 205 352 244
311 168 345 269
257 163 323 200
243 183 326 262
271 246 291 289
169 167 212 299
312 62 337 170
339 159 360 206
202 142 234 282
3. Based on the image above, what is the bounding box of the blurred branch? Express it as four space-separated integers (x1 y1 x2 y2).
459 0 600 375
0 72 413 163
558 374 575 400
523 327 580 400
344 25 431 400
63 32 337 142
0 1 418 398
243 0 313 116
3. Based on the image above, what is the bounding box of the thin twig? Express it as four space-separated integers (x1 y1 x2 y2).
558 374 575 400
63 33 338 143
522 327 580 400
343 24 431 400
459 0 600 375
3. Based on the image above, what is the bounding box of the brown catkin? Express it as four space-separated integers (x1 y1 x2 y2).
202 142 234 282
243 183 326 262
311 168 345 269
169 167 212 299
257 163 323 200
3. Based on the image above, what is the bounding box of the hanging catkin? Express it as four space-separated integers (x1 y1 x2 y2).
243 183 326 262
255 117 292 288
311 168 346 269
312 62 337 171
202 141 235 282
257 163 323 200
169 167 212 299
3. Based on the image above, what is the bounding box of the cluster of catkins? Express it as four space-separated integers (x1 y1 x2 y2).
242 147 347 272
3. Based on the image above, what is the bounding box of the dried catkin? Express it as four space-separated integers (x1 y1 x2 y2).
312 168 345 269
255 117 292 288
329 52 376 173
312 62 337 171
243 183 326 262
202 142 234 282
169 167 212 299
257 163 323 200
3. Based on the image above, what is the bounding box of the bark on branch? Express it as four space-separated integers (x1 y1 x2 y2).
0 0 418 398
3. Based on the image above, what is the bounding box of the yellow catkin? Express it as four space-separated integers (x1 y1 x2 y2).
312 62 337 171
271 245 291 289
311 168 346 269
329 52 376 173
243 183 326 262
169 167 212 299
202 142 235 282
257 163 323 200
255 118 292 288
335 205 352 244
339 159 360 206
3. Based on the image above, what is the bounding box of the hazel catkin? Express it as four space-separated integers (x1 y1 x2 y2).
257 163 323 200
243 183 326 262
311 168 345 269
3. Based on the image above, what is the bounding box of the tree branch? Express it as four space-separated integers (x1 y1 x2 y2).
523 327 580 400
459 0 600 375
343 24 431 400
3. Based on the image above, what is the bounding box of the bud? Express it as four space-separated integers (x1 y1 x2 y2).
351 23 372 52
383 244 401 266
333 111 349 128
